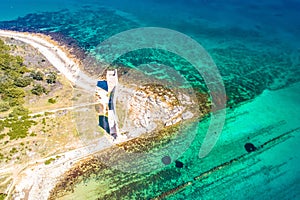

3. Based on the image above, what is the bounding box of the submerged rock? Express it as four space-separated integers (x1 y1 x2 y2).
175 160 184 168
162 156 171 165
244 143 257 153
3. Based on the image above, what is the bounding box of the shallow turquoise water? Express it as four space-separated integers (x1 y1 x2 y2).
0 0 300 199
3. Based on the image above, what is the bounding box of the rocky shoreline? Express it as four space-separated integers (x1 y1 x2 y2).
49 70 211 199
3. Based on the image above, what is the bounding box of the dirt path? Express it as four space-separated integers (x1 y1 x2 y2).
29 102 101 116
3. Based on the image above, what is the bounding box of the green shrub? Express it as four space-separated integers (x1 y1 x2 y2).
46 72 57 84
0 80 13 94
30 132 37 137
31 84 47 96
0 122 4 132
0 120 4 131
48 98 56 104
3 88 25 99
8 97 25 107
0 102 10 112
6 118 35 140
10 147 18 154
0 193 7 200
6 70 21 80
44 158 55 165
42 118 46 125
0 134 5 140
9 106 29 118
32 114 42 118
30 71 44 81
2 87 25 106
0 38 10 53
14 76 32 87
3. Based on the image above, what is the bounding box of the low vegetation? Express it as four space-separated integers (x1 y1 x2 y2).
0 102 10 112
0 193 8 200
31 84 47 96
0 39 41 140
30 71 44 81
46 72 57 84
44 157 56 165
0 38 57 105
0 37 79 200
48 97 57 104
3 113 36 140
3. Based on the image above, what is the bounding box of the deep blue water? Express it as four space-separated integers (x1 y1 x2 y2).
1 0 300 199
1 0 300 47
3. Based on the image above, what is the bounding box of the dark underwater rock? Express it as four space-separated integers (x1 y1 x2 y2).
244 143 257 153
175 160 184 168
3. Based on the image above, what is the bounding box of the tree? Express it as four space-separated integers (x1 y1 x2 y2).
31 84 47 96
14 76 32 87
30 71 44 81
46 72 57 84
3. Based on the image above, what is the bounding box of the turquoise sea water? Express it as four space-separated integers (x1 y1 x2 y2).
0 0 300 199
